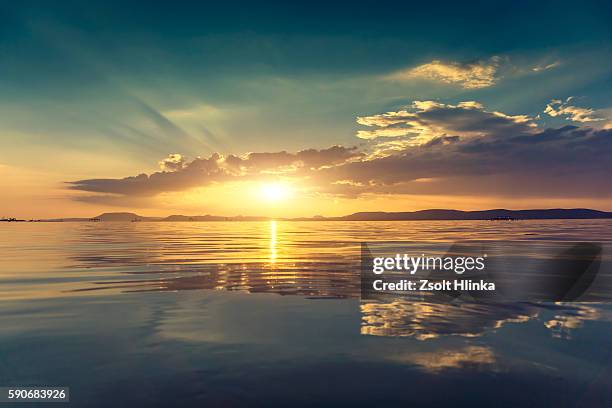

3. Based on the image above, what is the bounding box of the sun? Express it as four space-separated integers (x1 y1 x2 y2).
260 182 291 202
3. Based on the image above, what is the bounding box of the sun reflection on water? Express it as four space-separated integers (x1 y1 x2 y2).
269 220 277 264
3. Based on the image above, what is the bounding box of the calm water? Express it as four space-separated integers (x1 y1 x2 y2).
1 220 611 407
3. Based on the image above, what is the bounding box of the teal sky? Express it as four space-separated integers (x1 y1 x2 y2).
1 1 611 216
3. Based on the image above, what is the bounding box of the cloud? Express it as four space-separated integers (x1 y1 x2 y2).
224 146 362 173
544 97 605 123
532 61 560 72
356 100 536 145
68 146 362 198
68 101 612 204
319 124 612 198
385 57 501 89
159 153 187 171
385 56 562 89
69 154 227 196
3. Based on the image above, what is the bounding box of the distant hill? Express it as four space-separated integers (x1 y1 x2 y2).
333 208 612 221
34 208 612 222
94 212 162 221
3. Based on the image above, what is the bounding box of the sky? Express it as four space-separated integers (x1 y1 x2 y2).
1 0 611 218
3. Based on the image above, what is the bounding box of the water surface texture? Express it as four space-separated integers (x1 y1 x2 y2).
1 220 611 407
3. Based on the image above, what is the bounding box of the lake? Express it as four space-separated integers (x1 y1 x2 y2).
1 220 611 407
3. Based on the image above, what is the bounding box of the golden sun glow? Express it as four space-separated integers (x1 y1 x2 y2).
259 182 291 202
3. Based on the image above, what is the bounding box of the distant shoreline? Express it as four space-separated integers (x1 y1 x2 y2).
5 208 612 223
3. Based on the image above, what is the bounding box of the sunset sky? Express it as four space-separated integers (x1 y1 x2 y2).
1 1 611 218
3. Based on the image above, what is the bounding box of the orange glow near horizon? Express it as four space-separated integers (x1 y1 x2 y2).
3 166 612 219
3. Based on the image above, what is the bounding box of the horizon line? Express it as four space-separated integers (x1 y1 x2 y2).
4 207 612 222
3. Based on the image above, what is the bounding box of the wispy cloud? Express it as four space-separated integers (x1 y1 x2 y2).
544 97 605 123
384 56 563 89
385 57 501 89
532 61 561 72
